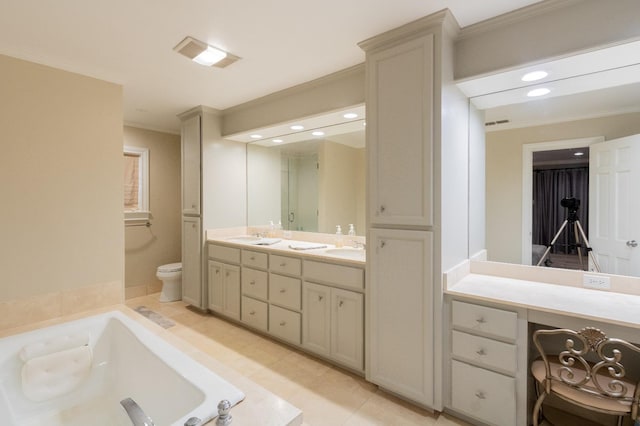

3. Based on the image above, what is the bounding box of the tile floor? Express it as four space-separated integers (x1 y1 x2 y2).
125 294 471 426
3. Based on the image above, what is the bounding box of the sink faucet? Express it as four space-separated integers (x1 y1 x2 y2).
120 397 155 426
351 240 366 249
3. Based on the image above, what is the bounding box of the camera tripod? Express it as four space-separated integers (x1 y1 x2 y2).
536 209 601 272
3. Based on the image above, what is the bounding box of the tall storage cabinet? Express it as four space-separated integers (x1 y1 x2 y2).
178 106 247 310
361 11 463 410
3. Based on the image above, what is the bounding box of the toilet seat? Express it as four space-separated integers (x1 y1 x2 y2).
157 263 181 273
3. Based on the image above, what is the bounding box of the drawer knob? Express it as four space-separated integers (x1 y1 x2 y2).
280 262 287 267
318 295 323 301
279 321 286 326
339 300 344 307
250 256 256 260
475 391 486 400
476 317 486 324
250 280 256 285
280 289 286 293
476 348 486 356
249 311 256 316
225 271 230 277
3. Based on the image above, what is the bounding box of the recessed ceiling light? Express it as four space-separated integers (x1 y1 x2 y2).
527 88 551 97
250 134 262 139
343 113 358 119
272 139 283 143
521 71 548 82
312 131 325 136
574 152 584 156
290 125 304 130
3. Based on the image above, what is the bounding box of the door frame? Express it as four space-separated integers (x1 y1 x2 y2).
521 136 604 265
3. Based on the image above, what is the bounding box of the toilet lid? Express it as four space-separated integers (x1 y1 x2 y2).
158 262 182 272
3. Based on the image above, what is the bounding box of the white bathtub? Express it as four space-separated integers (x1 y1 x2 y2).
0 311 245 426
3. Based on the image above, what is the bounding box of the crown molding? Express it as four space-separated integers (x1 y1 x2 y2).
221 64 364 117
358 9 451 53
457 0 582 40
177 105 222 120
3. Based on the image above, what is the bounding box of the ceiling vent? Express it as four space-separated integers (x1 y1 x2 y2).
173 36 240 68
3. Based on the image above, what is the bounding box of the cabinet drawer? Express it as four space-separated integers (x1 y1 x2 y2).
241 296 268 331
242 268 268 300
269 305 301 345
451 360 516 426
304 260 364 291
269 274 301 310
451 330 517 375
208 244 240 264
270 254 301 276
242 250 268 269
452 301 517 340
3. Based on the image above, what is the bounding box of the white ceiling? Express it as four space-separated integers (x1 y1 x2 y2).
0 0 542 134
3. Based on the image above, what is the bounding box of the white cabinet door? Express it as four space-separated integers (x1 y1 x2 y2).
367 228 433 406
182 217 202 306
208 260 224 312
181 114 201 216
223 264 240 320
208 260 240 320
366 34 434 227
331 288 363 371
302 282 331 356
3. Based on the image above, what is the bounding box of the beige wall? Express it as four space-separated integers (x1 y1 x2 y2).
318 141 366 235
486 112 640 264
123 126 181 298
0 54 123 318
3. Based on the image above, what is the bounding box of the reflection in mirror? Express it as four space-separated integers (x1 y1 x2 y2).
461 40 640 277
247 120 366 236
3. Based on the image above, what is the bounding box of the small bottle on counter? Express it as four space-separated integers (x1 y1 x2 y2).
348 224 356 237
268 220 275 238
335 225 343 248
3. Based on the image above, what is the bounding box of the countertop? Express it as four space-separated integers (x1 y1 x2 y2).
207 235 366 266
446 272 640 330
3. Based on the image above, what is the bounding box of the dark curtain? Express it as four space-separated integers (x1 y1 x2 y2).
532 167 589 254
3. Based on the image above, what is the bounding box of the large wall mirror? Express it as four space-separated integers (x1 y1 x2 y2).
459 39 640 278
237 106 366 236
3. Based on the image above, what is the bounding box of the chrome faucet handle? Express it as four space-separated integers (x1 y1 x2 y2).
216 400 233 426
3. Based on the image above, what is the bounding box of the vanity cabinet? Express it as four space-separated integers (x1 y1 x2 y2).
181 217 202 306
302 262 364 372
447 299 524 426
367 228 433 405
181 114 201 216
365 33 434 228
268 254 302 345
207 244 241 320
240 250 269 331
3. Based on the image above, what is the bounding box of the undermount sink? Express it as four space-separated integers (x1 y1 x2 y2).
323 248 366 261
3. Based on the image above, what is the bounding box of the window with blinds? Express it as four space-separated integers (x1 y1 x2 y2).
123 146 150 222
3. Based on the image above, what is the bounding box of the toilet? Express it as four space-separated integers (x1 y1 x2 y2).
156 263 182 302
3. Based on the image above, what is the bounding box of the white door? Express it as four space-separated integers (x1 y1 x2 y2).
182 217 202 306
302 282 331 356
589 134 640 276
331 287 363 371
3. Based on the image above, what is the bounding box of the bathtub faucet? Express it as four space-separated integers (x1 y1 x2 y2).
120 397 155 426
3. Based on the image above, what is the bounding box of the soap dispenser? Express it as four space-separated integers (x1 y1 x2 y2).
348 224 356 237
335 225 344 248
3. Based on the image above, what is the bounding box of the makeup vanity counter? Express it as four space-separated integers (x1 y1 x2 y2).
443 260 640 426
206 232 365 373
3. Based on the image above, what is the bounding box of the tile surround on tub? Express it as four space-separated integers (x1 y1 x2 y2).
0 280 123 333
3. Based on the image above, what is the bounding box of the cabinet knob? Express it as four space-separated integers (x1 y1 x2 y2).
380 240 386 248
225 271 230 277
215 269 220 274
318 295 323 301
279 321 286 327
339 300 344 307
627 240 638 248
379 205 386 213
249 311 256 316
476 317 486 324
476 348 486 356
475 391 486 400
279 288 286 293
250 256 256 260
280 262 286 267
191 203 196 208
250 280 255 285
